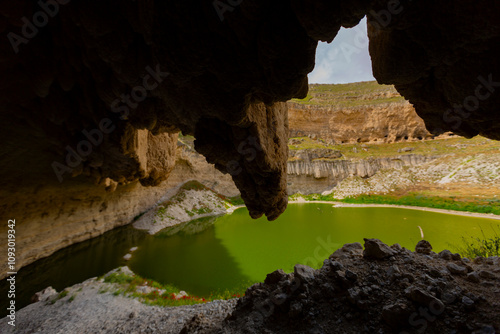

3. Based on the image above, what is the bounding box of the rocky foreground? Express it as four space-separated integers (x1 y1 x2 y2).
206 240 500 334
2 240 499 334
0 271 237 334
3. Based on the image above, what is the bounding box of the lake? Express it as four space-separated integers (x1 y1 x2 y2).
129 204 499 297
2 204 498 314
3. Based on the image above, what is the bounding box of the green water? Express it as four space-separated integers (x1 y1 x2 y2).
0 225 147 317
129 204 499 297
1 204 497 316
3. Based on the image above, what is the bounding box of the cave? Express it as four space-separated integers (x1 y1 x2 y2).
1 0 500 321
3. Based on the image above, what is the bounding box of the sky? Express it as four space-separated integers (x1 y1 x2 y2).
308 17 376 84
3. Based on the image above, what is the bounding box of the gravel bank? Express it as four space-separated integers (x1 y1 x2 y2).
0 273 237 334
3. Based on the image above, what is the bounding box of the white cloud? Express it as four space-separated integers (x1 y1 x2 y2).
308 17 375 84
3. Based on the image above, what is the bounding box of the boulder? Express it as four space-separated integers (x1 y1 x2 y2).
31 287 57 303
363 239 396 259
447 263 468 275
294 264 315 284
415 240 432 254
330 242 363 259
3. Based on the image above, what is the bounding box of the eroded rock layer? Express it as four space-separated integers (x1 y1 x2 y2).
287 154 435 194
288 82 432 143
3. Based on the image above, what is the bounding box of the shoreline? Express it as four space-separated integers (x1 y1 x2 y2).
137 196 500 236
289 199 500 221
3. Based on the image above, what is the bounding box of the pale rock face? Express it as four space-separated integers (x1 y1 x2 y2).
288 101 431 144
287 154 436 194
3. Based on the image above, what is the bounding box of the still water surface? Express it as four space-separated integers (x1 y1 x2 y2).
2 204 498 315
129 204 499 296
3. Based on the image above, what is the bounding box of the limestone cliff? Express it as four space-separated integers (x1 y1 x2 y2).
287 154 435 194
0 136 238 280
288 82 432 143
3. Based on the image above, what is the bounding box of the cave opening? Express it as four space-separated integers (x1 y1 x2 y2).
309 17 375 84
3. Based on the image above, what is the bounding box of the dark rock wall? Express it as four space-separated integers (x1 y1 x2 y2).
1 0 499 273
368 0 500 139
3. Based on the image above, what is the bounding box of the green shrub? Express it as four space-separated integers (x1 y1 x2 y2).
102 271 245 307
181 180 208 191
227 195 245 206
57 290 68 299
339 194 500 215
458 228 500 258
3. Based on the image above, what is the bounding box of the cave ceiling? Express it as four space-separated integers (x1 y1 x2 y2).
1 0 498 220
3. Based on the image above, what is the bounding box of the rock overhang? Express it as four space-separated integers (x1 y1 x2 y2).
1 0 499 221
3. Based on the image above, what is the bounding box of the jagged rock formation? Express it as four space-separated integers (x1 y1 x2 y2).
1 1 500 274
205 240 500 333
1 1 303 223
0 128 178 280
288 82 432 143
287 154 435 194
368 0 500 140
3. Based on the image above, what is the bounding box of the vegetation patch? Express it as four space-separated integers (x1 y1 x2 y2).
292 193 500 216
289 81 406 107
340 194 500 215
457 227 500 258
288 135 499 160
101 272 243 307
181 180 210 191
49 290 69 304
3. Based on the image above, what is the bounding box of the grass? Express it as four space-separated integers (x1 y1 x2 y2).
292 193 500 216
289 81 406 107
181 180 210 191
58 290 69 299
49 290 69 304
101 272 244 307
341 194 500 215
457 227 500 258
291 93 313 104
288 135 500 160
227 195 245 206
